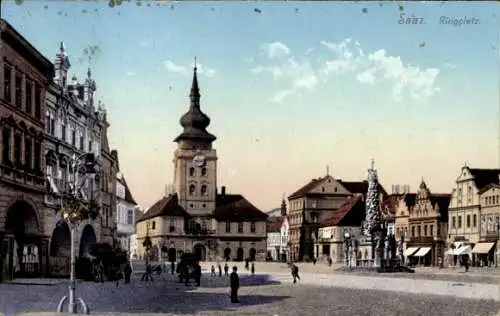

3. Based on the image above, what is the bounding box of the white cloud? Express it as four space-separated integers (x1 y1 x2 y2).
251 38 443 102
163 60 216 77
272 90 294 103
126 71 136 76
443 62 456 69
163 60 188 75
260 42 291 58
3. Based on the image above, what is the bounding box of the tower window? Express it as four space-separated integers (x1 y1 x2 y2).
189 167 195 177
201 167 207 176
189 184 196 196
201 184 207 196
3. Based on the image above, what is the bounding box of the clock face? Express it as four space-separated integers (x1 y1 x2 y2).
193 155 206 167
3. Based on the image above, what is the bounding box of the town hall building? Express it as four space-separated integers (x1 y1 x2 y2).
135 64 268 262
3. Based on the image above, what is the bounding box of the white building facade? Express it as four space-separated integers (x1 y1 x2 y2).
116 175 139 256
279 216 289 261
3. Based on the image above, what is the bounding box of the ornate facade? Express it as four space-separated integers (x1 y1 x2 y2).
43 42 118 276
405 180 450 266
0 19 54 280
135 66 268 262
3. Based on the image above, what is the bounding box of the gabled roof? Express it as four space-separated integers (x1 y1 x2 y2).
382 194 402 216
468 168 500 191
319 195 364 227
288 175 388 200
136 193 190 223
339 180 388 197
288 176 329 199
214 194 268 221
403 193 417 208
266 216 284 233
430 194 451 220
478 183 500 195
117 176 137 205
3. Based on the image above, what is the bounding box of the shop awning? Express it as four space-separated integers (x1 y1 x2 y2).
404 247 419 256
454 245 472 256
413 247 431 257
472 242 495 254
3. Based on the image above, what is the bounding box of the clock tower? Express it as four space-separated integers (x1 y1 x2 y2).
173 63 217 217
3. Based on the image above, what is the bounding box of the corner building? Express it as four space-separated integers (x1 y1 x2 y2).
136 66 268 262
0 19 54 280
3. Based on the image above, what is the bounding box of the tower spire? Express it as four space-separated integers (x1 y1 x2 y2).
189 57 200 110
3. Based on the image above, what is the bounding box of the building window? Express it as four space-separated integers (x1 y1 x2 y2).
61 123 66 142
14 74 22 108
13 134 21 168
45 114 50 134
71 130 76 146
25 80 32 115
466 215 471 228
423 225 427 236
452 216 456 229
2 127 11 164
3 65 11 103
250 221 256 233
473 214 477 227
24 135 32 170
458 216 462 228
34 83 41 119
226 221 231 232
50 117 55 136
79 134 84 150
201 184 207 196
189 184 196 196
34 141 41 171
127 209 133 225
189 167 195 177
201 167 207 176
417 226 421 237
88 140 92 152
151 221 156 230
169 218 175 232
238 222 243 233
437 223 440 236
429 225 433 236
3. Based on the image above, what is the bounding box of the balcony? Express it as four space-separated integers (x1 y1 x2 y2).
186 228 216 236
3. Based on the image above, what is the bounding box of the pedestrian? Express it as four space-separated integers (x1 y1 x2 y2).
146 263 154 281
171 261 175 275
250 262 255 275
229 266 240 303
463 255 470 272
124 261 132 284
245 258 249 270
224 263 229 276
195 263 202 286
218 264 222 277
291 263 300 284
211 265 216 276
328 257 332 267
115 266 122 288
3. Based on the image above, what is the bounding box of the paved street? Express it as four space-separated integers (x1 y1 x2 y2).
2 270 500 316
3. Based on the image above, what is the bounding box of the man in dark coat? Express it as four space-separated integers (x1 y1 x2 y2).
171 261 175 275
194 263 202 286
224 263 229 276
250 262 255 275
291 263 300 284
123 261 132 284
218 263 222 277
229 266 240 303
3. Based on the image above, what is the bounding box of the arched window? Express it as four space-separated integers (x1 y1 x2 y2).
201 167 207 176
189 167 195 177
201 184 207 196
189 184 196 195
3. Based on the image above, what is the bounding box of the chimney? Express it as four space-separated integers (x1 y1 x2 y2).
221 186 226 196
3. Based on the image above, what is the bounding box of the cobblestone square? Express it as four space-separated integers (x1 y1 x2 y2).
1 272 500 316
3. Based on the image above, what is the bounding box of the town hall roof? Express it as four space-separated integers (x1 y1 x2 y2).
467 168 500 191
118 176 137 205
136 193 190 223
319 195 364 228
214 194 269 222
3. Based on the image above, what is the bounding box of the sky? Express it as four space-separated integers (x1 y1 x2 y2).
2 1 499 212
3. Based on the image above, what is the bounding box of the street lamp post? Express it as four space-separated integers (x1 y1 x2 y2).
56 153 99 315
